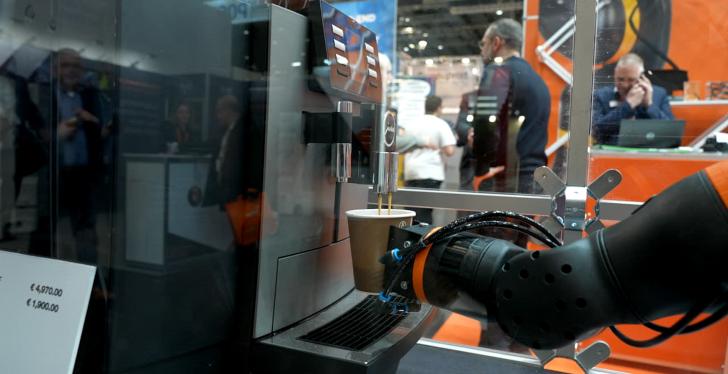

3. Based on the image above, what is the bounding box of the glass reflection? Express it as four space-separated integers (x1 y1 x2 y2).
588 0 728 206
392 1 565 203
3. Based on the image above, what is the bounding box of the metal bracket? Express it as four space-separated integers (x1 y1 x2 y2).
532 166 621 370
535 166 622 237
534 341 612 373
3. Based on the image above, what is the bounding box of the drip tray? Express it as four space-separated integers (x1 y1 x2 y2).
253 290 435 374
298 295 408 351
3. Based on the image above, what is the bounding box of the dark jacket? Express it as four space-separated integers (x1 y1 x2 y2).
592 85 674 145
204 116 264 207
472 56 551 193
0 71 46 187
49 82 105 171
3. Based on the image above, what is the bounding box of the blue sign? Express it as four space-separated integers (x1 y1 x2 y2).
204 0 268 23
333 0 397 68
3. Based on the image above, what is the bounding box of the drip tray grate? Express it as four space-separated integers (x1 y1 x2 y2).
298 295 408 351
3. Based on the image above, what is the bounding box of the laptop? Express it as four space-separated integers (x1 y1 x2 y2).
617 119 686 148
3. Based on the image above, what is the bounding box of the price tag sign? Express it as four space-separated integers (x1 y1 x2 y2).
0 250 96 374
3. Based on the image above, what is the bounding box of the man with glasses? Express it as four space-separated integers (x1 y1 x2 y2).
52 48 105 264
592 53 674 145
472 18 550 194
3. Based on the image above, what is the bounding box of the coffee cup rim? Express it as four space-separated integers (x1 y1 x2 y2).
345 209 416 219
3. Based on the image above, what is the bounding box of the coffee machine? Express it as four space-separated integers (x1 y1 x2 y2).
246 2 431 372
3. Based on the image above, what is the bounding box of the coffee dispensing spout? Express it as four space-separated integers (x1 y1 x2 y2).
373 110 398 214
303 100 354 183
333 101 353 183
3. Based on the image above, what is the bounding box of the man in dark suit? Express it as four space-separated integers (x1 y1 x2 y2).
212 95 245 205
51 48 105 264
592 53 675 145
1 57 47 241
473 18 551 194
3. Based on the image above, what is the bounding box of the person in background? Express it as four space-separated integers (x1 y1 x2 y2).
53 48 105 264
453 91 477 192
474 18 550 194
162 101 194 153
592 53 674 145
0 75 15 241
206 95 244 206
0 57 46 243
401 95 456 224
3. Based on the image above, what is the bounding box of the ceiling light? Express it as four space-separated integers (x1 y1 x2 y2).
471 67 479 75
403 47 410 52
496 9 504 16
466 114 474 122
488 115 497 123
409 43 416 49
494 56 504 64
417 40 428 49
402 27 414 34
404 17 410 23
425 59 434 66
437 45 444 50
423 33 429 37
461 57 471 65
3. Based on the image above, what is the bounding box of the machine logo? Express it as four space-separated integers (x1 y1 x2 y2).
188 186 203 206
384 110 397 149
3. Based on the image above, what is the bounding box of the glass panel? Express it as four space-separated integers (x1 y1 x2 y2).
587 1 728 373
1 0 421 372
1 2 53 254
588 0 728 205
379 0 575 206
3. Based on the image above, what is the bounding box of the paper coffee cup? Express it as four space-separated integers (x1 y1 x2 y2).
346 209 415 292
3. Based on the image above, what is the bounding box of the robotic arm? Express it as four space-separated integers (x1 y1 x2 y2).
381 161 728 350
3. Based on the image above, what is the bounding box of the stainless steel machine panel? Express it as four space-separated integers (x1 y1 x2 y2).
255 5 343 338
338 183 369 241
272 239 354 331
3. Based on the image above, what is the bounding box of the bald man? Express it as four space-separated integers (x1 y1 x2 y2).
592 53 675 145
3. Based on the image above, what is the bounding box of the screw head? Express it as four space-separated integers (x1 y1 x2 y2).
403 241 411 248
400 281 409 290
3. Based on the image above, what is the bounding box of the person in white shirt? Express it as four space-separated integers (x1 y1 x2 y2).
401 95 456 224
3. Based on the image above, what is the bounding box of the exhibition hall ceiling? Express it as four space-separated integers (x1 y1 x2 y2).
335 0 524 58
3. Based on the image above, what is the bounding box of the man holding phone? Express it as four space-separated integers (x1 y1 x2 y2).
592 53 674 145
53 48 105 264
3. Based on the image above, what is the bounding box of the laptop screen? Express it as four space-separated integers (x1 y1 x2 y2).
617 119 686 148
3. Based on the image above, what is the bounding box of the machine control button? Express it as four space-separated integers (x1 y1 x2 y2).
368 68 378 78
334 39 346 52
365 43 374 53
332 24 344 38
367 55 376 66
336 65 350 77
335 54 349 65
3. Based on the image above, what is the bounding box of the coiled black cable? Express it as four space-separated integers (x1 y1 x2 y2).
380 211 562 300
629 1 680 70
609 290 727 347
609 300 708 348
